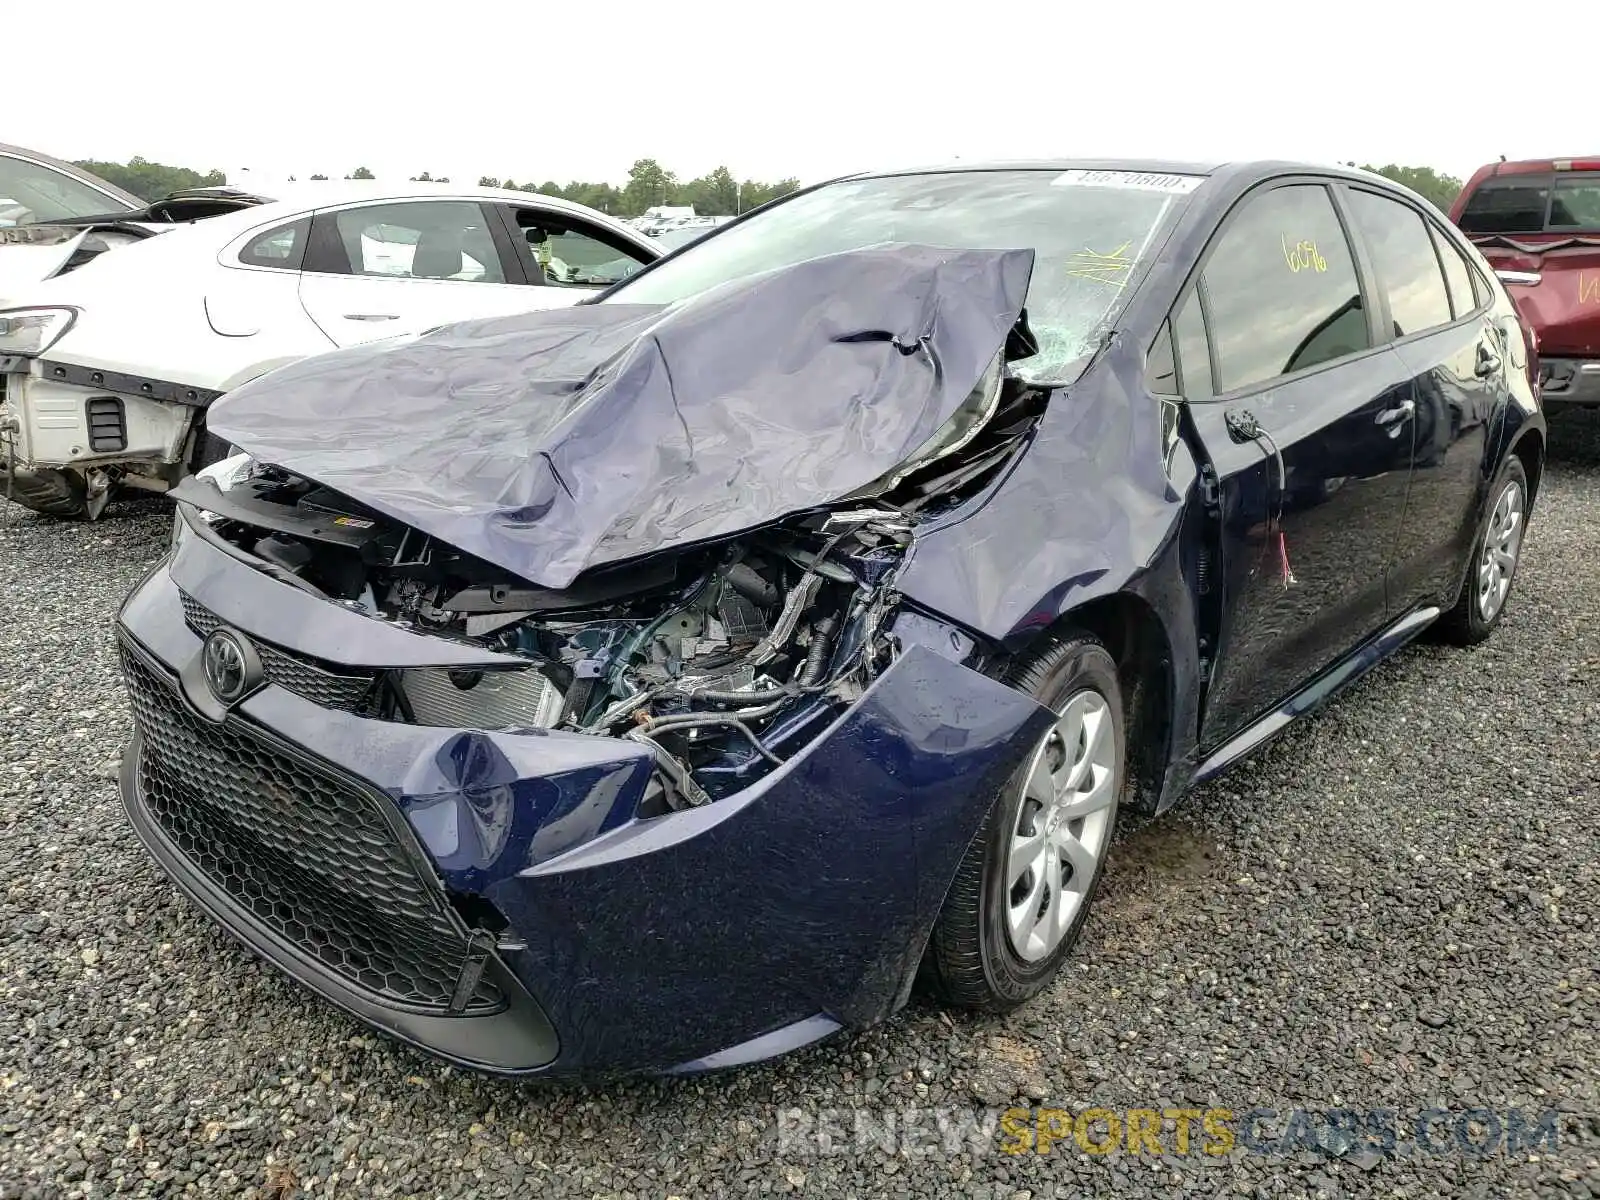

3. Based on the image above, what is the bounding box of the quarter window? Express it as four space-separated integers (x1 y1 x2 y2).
1173 288 1212 398
239 218 308 270
1430 224 1480 319
329 201 505 282
1346 190 1453 337
1147 322 1177 394
1202 184 1370 392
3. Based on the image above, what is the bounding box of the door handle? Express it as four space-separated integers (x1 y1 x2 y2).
1375 399 1415 433
1474 345 1502 377
342 313 400 321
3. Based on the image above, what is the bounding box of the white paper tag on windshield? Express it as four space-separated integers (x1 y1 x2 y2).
1052 169 1204 194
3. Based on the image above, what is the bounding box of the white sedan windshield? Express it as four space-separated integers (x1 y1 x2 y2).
606 168 1200 382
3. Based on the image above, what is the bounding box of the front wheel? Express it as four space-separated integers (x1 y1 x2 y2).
1436 456 1529 646
923 630 1124 1012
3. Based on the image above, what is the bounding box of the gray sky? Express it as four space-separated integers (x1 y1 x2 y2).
9 0 1554 188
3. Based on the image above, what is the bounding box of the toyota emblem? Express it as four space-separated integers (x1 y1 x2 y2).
201 628 261 706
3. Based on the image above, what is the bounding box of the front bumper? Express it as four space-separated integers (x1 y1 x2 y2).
1539 357 1600 409
114 514 1053 1077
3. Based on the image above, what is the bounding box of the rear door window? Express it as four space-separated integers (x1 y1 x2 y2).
1201 183 1370 393
1346 190 1453 337
325 201 507 282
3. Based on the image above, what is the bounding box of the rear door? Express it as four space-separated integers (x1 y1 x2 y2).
296 199 578 348
1456 169 1600 380
1176 180 1418 748
1345 186 1505 610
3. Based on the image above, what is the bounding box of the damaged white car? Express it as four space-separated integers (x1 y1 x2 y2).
0 183 661 518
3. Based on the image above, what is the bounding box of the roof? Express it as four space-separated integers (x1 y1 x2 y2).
237 178 623 218
855 157 1225 178
1479 156 1600 177
131 180 653 252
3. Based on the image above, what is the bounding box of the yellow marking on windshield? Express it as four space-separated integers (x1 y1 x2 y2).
1282 237 1328 274
1066 241 1135 287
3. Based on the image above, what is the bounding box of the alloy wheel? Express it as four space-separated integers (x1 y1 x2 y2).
1477 479 1525 622
1005 689 1118 962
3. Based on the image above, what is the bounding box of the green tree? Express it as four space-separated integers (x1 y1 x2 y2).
345 166 375 180
680 166 740 215
620 158 677 216
309 173 329 181
737 177 801 213
478 175 501 188
552 181 621 213
1355 163 1464 212
71 156 226 202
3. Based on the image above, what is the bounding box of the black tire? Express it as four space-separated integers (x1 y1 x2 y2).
1435 455 1529 647
2 467 89 519
923 630 1125 1012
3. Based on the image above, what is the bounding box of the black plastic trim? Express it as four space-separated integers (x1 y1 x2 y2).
36 359 221 406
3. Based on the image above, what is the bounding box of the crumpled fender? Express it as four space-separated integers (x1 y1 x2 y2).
481 643 1055 1073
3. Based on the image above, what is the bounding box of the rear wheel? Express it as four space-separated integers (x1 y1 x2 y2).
923 630 1124 1012
1436 456 1529 646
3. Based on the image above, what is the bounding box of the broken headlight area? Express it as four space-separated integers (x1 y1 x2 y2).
180 468 932 815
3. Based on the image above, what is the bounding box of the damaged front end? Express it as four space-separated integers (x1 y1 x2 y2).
173 339 1044 813
119 245 1068 1075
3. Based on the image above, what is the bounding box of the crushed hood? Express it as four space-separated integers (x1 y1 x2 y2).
207 243 1034 589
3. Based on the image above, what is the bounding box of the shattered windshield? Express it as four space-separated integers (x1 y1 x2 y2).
605 168 1200 382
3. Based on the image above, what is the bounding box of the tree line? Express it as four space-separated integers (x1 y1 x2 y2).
72 155 1466 217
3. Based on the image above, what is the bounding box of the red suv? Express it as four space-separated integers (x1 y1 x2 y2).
1450 157 1600 410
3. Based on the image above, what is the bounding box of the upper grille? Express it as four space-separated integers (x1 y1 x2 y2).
121 643 501 1013
179 592 376 712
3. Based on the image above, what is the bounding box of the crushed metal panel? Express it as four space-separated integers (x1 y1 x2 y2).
207 243 1034 588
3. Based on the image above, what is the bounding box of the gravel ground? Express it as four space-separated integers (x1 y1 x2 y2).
2 415 1597 1200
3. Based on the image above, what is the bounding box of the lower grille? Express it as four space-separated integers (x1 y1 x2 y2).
120 642 500 1013
179 592 376 712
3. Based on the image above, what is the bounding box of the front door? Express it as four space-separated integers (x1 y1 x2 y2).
1177 181 1417 748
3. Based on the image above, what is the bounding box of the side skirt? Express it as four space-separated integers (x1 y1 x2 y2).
1192 604 1440 784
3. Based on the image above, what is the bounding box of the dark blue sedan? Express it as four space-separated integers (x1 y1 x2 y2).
114 159 1546 1077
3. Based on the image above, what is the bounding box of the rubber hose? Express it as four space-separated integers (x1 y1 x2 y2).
796 615 840 687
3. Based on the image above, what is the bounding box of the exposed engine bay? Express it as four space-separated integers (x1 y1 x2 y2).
176 358 1052 813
